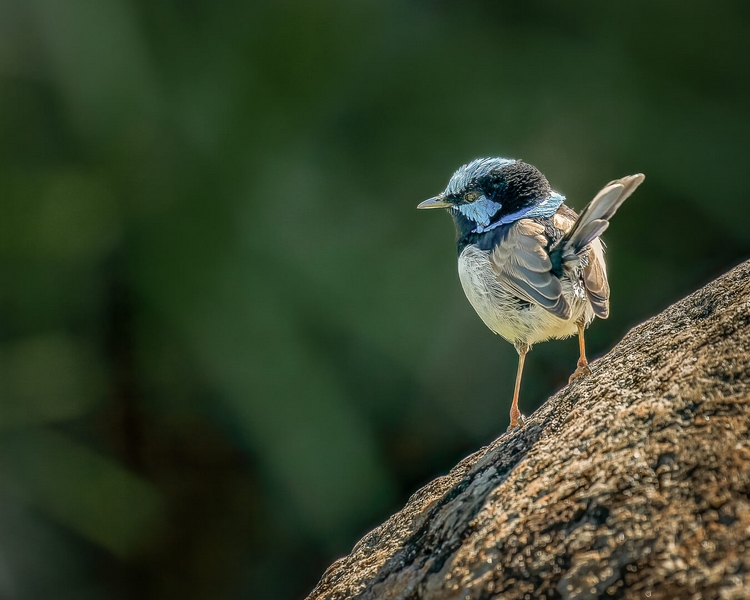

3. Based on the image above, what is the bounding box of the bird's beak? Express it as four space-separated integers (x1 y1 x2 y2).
417 194 451 210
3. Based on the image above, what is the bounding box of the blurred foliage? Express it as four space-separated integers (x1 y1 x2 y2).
0 0 748 598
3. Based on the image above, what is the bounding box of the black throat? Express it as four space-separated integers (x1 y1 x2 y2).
454 213 563 257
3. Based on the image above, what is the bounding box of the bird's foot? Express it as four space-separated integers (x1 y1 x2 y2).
568 362 591 384
507 413 526 431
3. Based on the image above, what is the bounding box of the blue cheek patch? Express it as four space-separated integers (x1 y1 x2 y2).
477 192 566 233
456 196 503 233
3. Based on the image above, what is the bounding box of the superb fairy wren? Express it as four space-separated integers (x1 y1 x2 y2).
418 158 644 429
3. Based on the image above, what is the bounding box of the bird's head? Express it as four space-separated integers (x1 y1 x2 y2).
418 158 564 236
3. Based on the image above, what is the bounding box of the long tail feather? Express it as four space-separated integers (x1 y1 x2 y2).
553 173 645 266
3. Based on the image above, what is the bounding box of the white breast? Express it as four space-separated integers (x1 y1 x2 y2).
457 245 593 347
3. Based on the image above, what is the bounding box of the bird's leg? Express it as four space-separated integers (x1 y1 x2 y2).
508 342 529 430
568 321 592 383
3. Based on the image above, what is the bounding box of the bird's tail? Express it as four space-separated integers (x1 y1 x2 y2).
552 173 645 269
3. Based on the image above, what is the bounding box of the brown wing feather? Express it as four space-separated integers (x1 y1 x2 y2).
556 206 611 318
581 239 610 318
490 220 572 319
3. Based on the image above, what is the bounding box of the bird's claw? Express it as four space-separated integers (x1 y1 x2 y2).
568 364 591 384
507 413 526 431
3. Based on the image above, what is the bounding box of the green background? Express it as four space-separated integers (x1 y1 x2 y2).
1 1 748 598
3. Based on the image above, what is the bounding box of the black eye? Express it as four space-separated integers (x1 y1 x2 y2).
465 192 479 202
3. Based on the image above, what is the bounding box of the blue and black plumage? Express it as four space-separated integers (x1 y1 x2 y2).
418 158 644 429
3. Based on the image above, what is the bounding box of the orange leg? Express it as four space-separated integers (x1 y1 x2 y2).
568 321 592 383
508 343 528 430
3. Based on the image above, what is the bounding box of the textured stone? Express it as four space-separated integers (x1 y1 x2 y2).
308 260 750 600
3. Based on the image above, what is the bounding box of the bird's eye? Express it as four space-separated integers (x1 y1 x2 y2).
465 192 479 202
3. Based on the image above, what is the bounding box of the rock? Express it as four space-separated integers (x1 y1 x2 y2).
308 260 750 600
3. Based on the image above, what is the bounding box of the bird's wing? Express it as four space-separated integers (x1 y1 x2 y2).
489 219 572 319
555 207 611 319
581 238 610 318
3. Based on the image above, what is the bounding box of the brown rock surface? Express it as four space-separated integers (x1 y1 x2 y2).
307 260 750 600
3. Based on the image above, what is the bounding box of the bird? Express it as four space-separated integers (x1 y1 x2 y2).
418 158 644 429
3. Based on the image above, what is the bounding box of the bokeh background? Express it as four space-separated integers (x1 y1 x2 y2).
1 1 749 598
